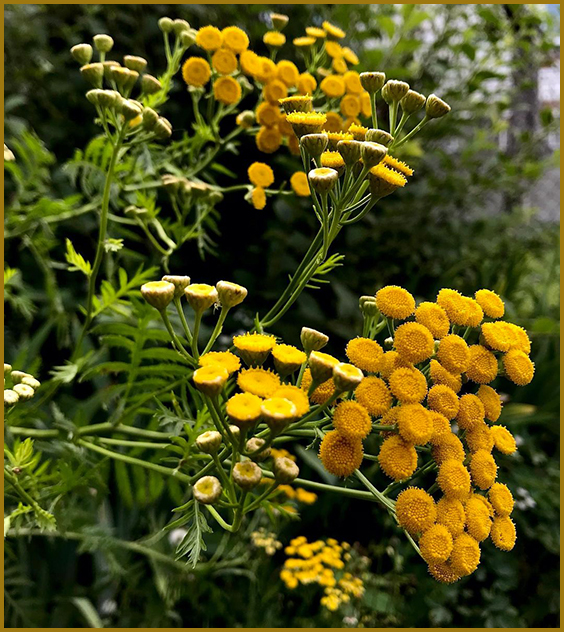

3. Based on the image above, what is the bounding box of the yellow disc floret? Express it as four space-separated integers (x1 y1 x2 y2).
211 48 238 75
226 392 263 426
427 384 459 420
419 524 453 565
221 26 250 53
477 385 502 422
213 76 242 105
199 351 241 375
429 359 462 393
273 385 310 417
437 459 471 500
355 376 391 416
237 367 280 398
456 394 485 431
182 57 212 87
332 401 372 440
432 433 465 465
464 495 492 542
490 425 517 454
415 302 450 339
465 422 494 453
503 349 534 386
375 286 415 320
388 367 428 403
488 483 514 516
490 515 516 551
395 487 437 535
397 404 433 445
436 496 466 536
466 344 498 384
345 337 383 373
196 25 223 51
469 449 497 490
318 430 363 477
377 435 418 481
437 335 470 374
475 289 504 319
248 162 275 188
449 533 481 577
393 322 434 364
428 561 461 584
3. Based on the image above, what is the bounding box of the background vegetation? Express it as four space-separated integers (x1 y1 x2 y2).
4 4 559 628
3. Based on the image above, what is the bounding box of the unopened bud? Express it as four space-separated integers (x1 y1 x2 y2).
229 425 241 441
271 12 290 31
173 19 191 35
142 107 159 130
360 141 387 169
21 376 41 390
233 461 262 490
309 351 339 384
236 110 255 128
360 71 386 93
300 133 328 158
102 60 120 80
93 34 114 53
141 280 175 310
273 456 299 483
141 74 162 94
154 117 173 139
180 30 196 48
208 191 224 205
158 17 174 33
10 371 32 384
196 430 222 454
384 336 394 349
193 365 229 397
184 283 218 312
4 364 12 375
401 90 426 115
366 128 393 147
80 63 104 88
86 89 102 106
4 390 19 407
360 297 379 317
333 362 363 392
425 94 451 119
337 139 363 165
71 43 93 65
124 55 148 73
300 327 329 354
246 437 271 462
120 99 143 121
308 167 339 194
98 89 120 109
193 475 222 504
216 281 248 309
381 80 410 104
13 383 35 401
162 275 191 298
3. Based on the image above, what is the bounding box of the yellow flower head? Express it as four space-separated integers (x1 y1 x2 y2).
379 350 412 380
319 430 363 477
437 289 483 327
428 411 451 446
182 57 211 87
323 112 344 133
490 425 517 454
320 75 346 99
354 376 391 417
322 20 346 39
286 111 327 138
437 458 471 500
475 289 505 319
477 385 502 422
345 337 383 373
233 332 276 365
449 533 481 577
503 349 534 386
237 367 280 398
297 72 317 95
239 50 261 76
429 360 462 393
279 95 313 115
199 351 241 375
436 496 466 536
456 393 485 431
295 488 317 504
465 421 494 453
378 435 418 481
261 396 298 431
254 56 277 83
481 321 531 354
437 334 470 374
419 524 454 565
490 515 516 551
395 487 436 535
342 47 359 65
339 95 361 119
290 171 310 196
388 367 427 404
272 343 307 376
226 392 263 426
347 122 368 140
256 125 282 153
431 433 465 465
465 495 492 542
466 344 498 384
276 60 299 87
251 186 266 210
342 70 362 94
394 322 434 364
193 364 229 397
332 57 348 74
397 403 433 445
325 40 343 59
427 384 459 420
293 36 316 48
321 150 345 172
469 449 497 490
428 561 461 584
248 162 275 188
488 482 514 516
332 400 371 440
300 368 336 404
383 155 415 177
263 30 286 47
196 25 223 51
375 285 415 320
369 164 407 197
273 385 310 417
213 76 242 105
264 78 288 104
415 302 449 339
211 48 238 75
222 26 249 53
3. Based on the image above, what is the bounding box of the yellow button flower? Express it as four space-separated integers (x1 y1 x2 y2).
248 162 275 188
420 524 453 564
320 75 346 98
429 360 462 393
237 367 280 398
464 495 492 542
437 458 471 499
466 344 498 384
393 322 434 364
415 302 450 339
256 125 282 153
490 515 516 551
436 496 466 537
213 76 242 105
503 349 534 385
488 482 514 516
290 171 310 196
355 376 391 417
226 392 263 427
375 285 415 320
449 533 481 577
469 449 497 490
477 385 502 422
427 384 459 420
388 367 427 404
397 403 433 445
456 393 485 431
182 57 211 87
332 400 371 440
490 425 517 454
395 487 436 535
475 289 504 319
251 186 266 210
431 433 465 465
318 430 363 477
378 435 418 481
345 337 383 373
211 48 238 75
221 26 249 53
199 351 241 375
276 60 299 87
437 334 470 374
195 25 223 51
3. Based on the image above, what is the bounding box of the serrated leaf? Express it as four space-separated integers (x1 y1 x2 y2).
65 238 92 276
175 502 213 568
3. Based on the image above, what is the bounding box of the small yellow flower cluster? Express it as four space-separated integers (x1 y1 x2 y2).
4 364 41 408
281 536 363 612
247 161 275 209
250 527 283 555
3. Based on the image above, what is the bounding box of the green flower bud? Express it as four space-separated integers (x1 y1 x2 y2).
141 280 176 310
246 437 271 462
173 19 190 35
80 63 104 88
308 167 339 194
300 327 329 354
86 89 102 106
142 107 159 131
333 362 364 393
280 95 313 114
360 296 379 317
270 12 290 31
21 376 41 390
400 90 426 115
10 371 31 384
208 191 224 205
141 74 162 95
236 110 255 128
196 430 222 454
102 60 120 80
93 34 114 53
120 99 143 121
98 89 120 109
300 133 328 158
4 389 19 407
158 17 174 33
154 117 173 139
337 139 363 165
360 141 387 169
359 71 386 93
273 456 299 484
425 94 451 119
124 55 147 73
162 275 191 298
384 336 394 349
180 30 196 48
229 425 241 441
184 283 218 312
71 43 93 65
381 80 410 104
13 383 35 401
4 364 12 375
233 461 262 490
216 281 248 309
4 145 15 162
193 475 222 504
365 128 393 147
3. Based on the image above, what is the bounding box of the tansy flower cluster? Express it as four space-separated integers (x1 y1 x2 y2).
250 528 283 555
4 364 41 408
281 536 364 612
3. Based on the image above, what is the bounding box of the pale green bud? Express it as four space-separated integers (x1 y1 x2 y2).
184 283 218 312
360 141 387 169
80 63 104 88
142 107 159 131
401 90 426 115
300 133 328 158
21 376 41 390
359 71 385 93
216 281 248 309
232 461 262 490
4 389 19 407
4 364 12 375
162 275 191 298
425 94 451 119
246 437 271 462
158 17 174 33
120 99 143 121
13 383 35 401
180 30 196 48
141 280 175 310
154 117 173 139
173 19 190 35
273 456 299 483
365 128 393 147
141 74 162 95
93 34 114 53
193 475 222 504
300 327 329 354
333 362 363 393
308 167 339 194
381 80 410 104
196 430 222 454
270 12 290 31
71 43 93 65
337 139 363 165
102 60 120 80
124 55 147 73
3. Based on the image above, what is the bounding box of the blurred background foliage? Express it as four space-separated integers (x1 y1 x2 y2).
4 3 560 628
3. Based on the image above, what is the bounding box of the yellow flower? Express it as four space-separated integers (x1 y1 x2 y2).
388 367 427 404
256 102 280 127
429 360 462 393
437 334 470 374
319 430 363 477
254 56 277 83
264 79 288 104
383 155 415 177
297 72 317 95
279 95 313 114
395 487 437 535
481 321 531 354
251 186 266 210
437 458 471 499
420 524 454 564
456 393 485 431
211 48 238 75
222 26 249 53
320 75 346 98
300 368 336 404
182 57 211 87
466 344 498 384
199 351 241 375
378 435 418 481
295 488 317 504
306 26 326 38
322 20 346 39
475 289 504 319
436 496 466 536
342 47 359 65
355 376 391 417
233 332 276 365
503 349 534 385
428 411 451 446
369 164 407 196
276 60 299 87
449 533 481 577
375 286 415 320
397 403 433 445
263 30 286 47
345 337 383 373
428 561 461 584
262 397 298 431
325 131 354 149
464 495 492 542
427 384 459 420
213 76 242 104
325 40 343 58
332 57 348 74
256 125 282 153
469 449 497 490
490 425 517 454
293 36 316 47
431 433 465 465
340 94 361 118
379 350 412 380
394 322 434 364
321 151 345 173
465 421 494 453
347 122 368 140
360 92 372 118
415 302 450 339
342 70 362 94
196 25 223 51
248 162 274 188
237 367 280 398
193 364 229 397
490 515 516 551
332 400 371 440
437 288 483 327
477 385 502 422
290 171 310 196
488 482 514 516
273 385 310 417
226 392 263 426
286 111 327 137
239 50 261 76
272 343 307 376
323 112 343 133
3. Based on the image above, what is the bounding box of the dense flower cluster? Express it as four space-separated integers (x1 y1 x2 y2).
4 364 40 408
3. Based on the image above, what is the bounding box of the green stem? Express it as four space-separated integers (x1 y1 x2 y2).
391 115 430 149
354 469 396 512
205 505 235 531
173 296 193 345
191 311 203 358
371 92 378 129
159 309 195 365
97 437 170 450
202 307 229 355
245 484 277 513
